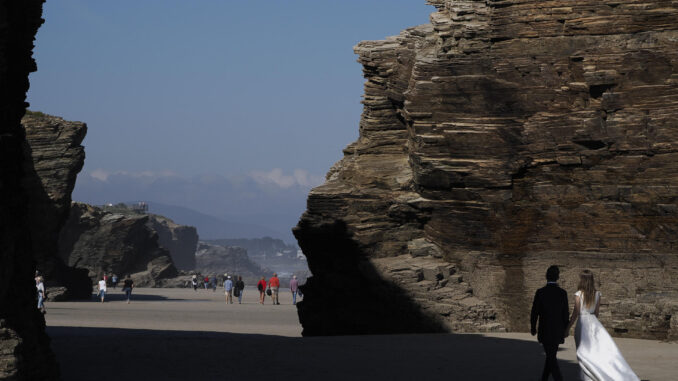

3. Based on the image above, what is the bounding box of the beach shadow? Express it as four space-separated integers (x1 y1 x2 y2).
84 292 173 302
47 326 580 380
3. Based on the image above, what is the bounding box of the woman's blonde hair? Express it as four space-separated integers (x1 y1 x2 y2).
577 270 597 308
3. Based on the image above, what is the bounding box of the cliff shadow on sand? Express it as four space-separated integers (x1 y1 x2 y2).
294 219 446 335
48 326 581 381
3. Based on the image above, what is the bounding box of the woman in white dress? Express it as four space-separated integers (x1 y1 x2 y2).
565 270 640 381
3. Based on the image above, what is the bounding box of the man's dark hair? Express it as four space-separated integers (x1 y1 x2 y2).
546 265 560 282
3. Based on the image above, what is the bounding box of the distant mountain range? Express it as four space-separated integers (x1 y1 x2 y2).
144 202 291 242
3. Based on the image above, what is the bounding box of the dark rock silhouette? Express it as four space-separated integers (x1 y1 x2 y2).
0 0 60 378
58 203 179 287
295 1 678 339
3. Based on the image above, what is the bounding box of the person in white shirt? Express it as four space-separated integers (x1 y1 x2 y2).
224 276 234 304
36 276 46 313
97 277 107 303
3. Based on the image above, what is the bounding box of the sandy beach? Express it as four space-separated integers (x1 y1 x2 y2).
46 287 676 380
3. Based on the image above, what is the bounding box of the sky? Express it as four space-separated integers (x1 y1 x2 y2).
28 0 433 243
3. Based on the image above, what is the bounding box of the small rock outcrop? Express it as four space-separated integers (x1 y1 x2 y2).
0 0 60 379
295 0 678 339
195 242 268 285
146 214 198 271
59 203 179 287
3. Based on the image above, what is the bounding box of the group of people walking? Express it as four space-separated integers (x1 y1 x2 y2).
223 275 245 304
191 274 218 291
188 272 302 305
96 274 134 303
531 265 639 381
255 273 300 305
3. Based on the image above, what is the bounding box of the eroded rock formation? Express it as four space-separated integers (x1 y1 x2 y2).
22 111 91 300
59 203 179 287
295 0 678 339
195 242 268 285
147 214 198 271
0 0 60 379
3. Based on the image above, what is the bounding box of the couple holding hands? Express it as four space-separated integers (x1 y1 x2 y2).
531 265 639 381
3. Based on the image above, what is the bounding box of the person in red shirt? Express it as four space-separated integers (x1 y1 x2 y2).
257 276 267 304
269 273 280 305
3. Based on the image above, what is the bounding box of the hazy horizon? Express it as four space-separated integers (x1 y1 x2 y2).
28 0 432 242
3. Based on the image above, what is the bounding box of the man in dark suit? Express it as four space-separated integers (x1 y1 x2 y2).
531 265 569 381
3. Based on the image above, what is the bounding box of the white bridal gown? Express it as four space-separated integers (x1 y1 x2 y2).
574 290 640 381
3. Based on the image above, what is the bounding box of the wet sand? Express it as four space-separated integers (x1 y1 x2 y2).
46 287 676 380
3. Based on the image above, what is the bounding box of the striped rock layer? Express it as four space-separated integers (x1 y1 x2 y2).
294 0 678 339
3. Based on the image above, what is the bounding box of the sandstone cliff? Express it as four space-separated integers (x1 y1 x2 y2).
295 0 678 339
22 111 91 300
0 0 60 379
59 203 179 287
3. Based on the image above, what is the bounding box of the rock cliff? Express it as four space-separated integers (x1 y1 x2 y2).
295 0 678 339
0 0 60 379
59 203 179 287
146 214 198 271
22 111 91 300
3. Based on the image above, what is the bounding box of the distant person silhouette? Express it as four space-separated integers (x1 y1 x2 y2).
531 265 569 381
192 275 198 291
235 276 244 304
122 275 134 304
289 275 299 305
257 276 267 304
111 274 118 289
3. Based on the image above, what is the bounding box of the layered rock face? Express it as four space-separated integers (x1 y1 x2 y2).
295 0 678 339
146 215 198 271
0 0 60 379
22 111 91 300
59 203 179 287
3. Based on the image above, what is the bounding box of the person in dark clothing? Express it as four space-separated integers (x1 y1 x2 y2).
235 276 245 304
122 275 134 304
531 265 569 381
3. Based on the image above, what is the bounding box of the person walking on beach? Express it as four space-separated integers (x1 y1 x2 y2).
565 270 639 381
192 275 198 291
531 265 569 381
111 274 118 289
122 275 134 304
224 276 234 304
204 276 210 290
269 273 280 305
257 276 267 304
211 276 217 292
36 276 46 314
235 276 245 304
97 276 107 303
289 275 299 305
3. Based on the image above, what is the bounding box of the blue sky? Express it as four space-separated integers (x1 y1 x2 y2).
28 0 432 242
